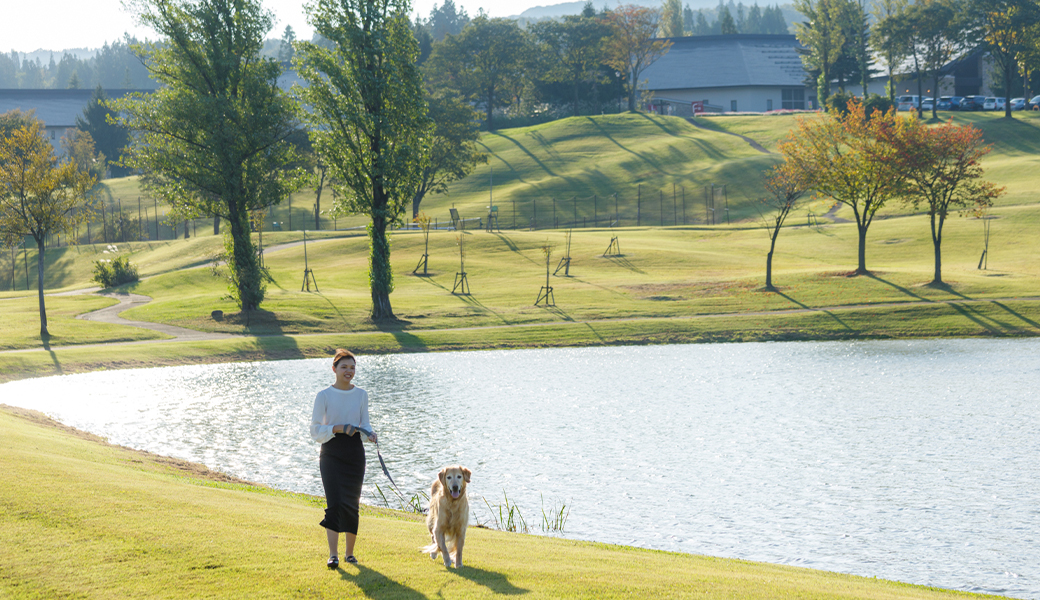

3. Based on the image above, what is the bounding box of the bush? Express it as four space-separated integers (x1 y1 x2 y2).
92 254 139 288
828 92 894 119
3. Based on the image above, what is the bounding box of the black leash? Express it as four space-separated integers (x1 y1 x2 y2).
353 426 399 491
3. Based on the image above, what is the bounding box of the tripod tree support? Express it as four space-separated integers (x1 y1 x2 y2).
452 226 469 294
535 242 555 306
603 222 621 256
554 229 572 276
301 230 318 292
413 212 431 275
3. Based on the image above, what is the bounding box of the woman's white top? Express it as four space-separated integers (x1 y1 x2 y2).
310 385 372 445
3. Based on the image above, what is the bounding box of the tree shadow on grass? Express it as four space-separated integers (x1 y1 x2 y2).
775 291 854 331
338 564 426 600
991 301 1040 329
864 273 929 302
946 302 1024 335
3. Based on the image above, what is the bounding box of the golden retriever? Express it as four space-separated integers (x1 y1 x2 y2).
421 465 471 568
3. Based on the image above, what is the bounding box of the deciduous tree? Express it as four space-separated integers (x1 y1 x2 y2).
425 15 528 131
909 0 963 120
871 0 910 103
296 0 431 320
116 0 306 312
758 162 810 291
0 119 96 337
966 0 1040 118
794 0 845 109
779 101 907 275
410 91 486 218
886 118 1004 285
603 5 672 112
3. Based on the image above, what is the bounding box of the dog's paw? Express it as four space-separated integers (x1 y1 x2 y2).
443 558 453 568
429 552 438 560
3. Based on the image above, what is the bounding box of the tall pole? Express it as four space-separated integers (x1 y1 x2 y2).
154 198 159 240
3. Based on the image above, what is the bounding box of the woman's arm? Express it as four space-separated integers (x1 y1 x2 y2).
310 390 337 444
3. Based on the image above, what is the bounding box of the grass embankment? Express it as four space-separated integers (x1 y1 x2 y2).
1 111 1038 379
0 404 1007 600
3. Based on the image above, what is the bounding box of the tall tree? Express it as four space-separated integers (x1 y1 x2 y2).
871 0 910 103
603 5 673 112
0 119 96 337
662 0 685 37
278 25 296 64
76 85 131 177
910 0 962 120
967 0 1040 118
410 91 486 218
426 0 470 41
779 101 908 275
116 0 306 312
886 118 1004 285
795 0 845 109
718 5 739 34
530 12 611 116
296 0 431 320
425 16 528 131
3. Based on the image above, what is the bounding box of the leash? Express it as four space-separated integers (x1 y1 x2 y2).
352 426 399 491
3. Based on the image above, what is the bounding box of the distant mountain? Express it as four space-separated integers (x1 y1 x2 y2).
512 0 793 22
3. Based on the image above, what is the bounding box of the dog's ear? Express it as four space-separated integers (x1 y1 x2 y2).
461 467 471 483
438 467 448 486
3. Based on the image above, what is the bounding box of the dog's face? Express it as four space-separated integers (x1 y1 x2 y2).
439 466 471 500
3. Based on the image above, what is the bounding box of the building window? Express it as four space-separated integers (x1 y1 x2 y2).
730 100 737 112
782 88 805 110
766 99 773 111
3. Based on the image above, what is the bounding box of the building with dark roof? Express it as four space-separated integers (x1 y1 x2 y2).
0 88 149 153
641 34 815 114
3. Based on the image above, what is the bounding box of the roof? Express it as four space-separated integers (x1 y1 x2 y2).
642 34 809 91
0 89 151 128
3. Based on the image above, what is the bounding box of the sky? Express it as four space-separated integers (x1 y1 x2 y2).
2 0 560 54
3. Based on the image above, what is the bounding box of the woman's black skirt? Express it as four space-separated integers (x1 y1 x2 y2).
319 432 366 534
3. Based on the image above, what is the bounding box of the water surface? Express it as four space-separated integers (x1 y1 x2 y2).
3 339 1038 598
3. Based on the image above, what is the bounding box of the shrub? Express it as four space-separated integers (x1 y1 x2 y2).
92 254 139 288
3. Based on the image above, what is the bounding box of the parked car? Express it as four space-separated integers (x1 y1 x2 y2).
1010 98 1025 110
959 96 985 111
1028 95 1040 110
921 98 935 111
897 95 921 111
994 97 1006 111
983 97 997 110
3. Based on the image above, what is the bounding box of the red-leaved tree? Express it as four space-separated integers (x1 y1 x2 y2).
886 118 1005 285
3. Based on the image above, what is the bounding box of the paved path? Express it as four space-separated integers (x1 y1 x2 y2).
77 291 235 342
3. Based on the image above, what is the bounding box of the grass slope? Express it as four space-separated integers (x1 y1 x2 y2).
0 405 1006 600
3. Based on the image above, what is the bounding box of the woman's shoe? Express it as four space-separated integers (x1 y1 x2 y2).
345 555 358 564
327 555 339 569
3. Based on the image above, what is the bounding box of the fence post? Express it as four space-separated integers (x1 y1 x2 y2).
594 194 597 226
553 197 557 229
573 196 577 228
682 186 686 225
673 183 677 226
659 190 663 227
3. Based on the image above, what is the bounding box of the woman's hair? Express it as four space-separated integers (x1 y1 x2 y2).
333 348 356 367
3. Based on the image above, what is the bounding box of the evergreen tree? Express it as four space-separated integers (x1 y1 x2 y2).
719 5 739 34
278 25 296 64
76 86 130 177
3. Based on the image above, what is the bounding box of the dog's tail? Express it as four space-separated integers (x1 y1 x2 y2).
420 542 439 555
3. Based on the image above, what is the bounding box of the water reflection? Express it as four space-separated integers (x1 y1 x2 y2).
2 339 1039 599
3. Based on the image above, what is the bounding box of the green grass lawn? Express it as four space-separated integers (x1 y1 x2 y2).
0 404 1009 600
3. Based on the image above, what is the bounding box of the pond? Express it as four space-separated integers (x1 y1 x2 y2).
2 339 1038 598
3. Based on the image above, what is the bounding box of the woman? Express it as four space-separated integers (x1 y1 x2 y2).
310 348 377 569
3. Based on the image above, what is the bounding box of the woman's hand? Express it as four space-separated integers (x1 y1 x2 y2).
367 432 378 443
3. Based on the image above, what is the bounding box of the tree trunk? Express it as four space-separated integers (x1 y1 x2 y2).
314 167 326 230
369 214 395 320
486 88 495 131
228 204 263 311
765 249 774 290
931 212 944 285
856 224 869 275
628 72 637 112
35 236 48 337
